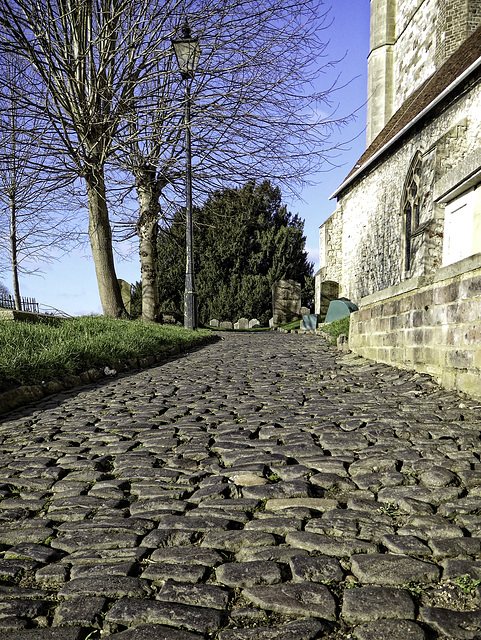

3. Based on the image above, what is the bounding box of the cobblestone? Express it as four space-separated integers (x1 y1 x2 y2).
0 332 480 638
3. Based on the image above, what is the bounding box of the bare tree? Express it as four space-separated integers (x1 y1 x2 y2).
0 0 188 317
0 56 81 310
113 0 350 322
0 0 350 321
115 56 182 323
0 282 10 298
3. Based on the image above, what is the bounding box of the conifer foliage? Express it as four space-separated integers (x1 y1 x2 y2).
157 181 313 325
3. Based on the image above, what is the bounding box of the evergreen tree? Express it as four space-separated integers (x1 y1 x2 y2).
157 181 313 325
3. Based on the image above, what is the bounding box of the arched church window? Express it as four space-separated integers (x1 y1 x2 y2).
402 152 422 273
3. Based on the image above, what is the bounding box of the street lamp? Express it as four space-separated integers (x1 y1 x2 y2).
172 20 201 331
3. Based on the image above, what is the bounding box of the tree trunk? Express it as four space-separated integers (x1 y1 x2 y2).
85 166 127 318
9 194 21 311
136 177 161 323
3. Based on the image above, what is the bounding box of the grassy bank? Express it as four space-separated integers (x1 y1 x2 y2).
320 315 351 343
280 315 351 343
0 316 210 388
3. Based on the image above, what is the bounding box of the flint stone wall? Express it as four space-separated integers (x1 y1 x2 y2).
320 75 481 306
394 0 438 112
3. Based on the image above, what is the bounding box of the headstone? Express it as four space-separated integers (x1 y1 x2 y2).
234 318 250 330
300 306 310 317
325 298 358 323
272 279 301 325
210 319 220 327
220 321 233 329
269 317 274 328
249 319 260 329
302 314 318 330
315 279 340 317
117 279 131 315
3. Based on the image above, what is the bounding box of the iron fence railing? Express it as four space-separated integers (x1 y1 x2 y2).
0 294 39 313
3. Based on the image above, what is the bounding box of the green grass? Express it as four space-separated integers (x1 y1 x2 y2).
319 315 351 343
279 314 350 342
0 316 210 388
278 319 302 331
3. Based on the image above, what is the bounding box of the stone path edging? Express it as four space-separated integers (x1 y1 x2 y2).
0 334 220 416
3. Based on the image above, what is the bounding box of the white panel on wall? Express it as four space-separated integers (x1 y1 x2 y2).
442 188 476 266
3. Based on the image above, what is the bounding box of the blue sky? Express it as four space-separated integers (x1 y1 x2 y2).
17 1 371 317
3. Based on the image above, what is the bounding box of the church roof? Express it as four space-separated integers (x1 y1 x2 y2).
332 24 481 199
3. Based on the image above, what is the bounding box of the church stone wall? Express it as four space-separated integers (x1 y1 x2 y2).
318 206 343 285
367 0 481 143
332 0 481 401
393 0 438 112
469 0 481 31
367 0 396 143
436 0 481 66
332 78 481 305
337 158 407 302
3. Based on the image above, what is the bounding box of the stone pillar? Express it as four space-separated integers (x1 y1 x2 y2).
272 280 301 325
319 280 340 317
367 0 395 145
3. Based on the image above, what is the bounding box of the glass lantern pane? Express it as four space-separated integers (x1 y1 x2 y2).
173 39 201 76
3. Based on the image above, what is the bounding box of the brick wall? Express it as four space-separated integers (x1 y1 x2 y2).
349 255 481 399
436 0 481 66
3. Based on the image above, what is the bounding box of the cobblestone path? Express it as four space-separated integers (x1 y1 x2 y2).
0 333 481 639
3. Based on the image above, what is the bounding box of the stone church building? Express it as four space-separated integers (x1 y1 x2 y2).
317 0 481 398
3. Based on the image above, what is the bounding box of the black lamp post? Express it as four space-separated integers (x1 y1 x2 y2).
172 20 201 331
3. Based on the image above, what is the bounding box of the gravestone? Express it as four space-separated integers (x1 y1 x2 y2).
301 306 311 317
249 319 260 329
325 298 358 323
220 321 233 329
302 314 318 330
210 319 220 327
117 279 132 315
316 280 340 317
272 279 301 325
234 318 250 330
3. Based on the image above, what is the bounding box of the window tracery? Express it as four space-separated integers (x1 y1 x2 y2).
402 152 423 274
